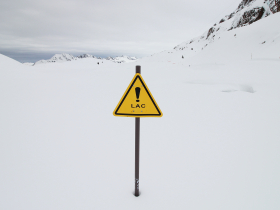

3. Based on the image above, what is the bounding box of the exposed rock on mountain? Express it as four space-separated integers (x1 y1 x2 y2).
265 0 280 13
106 55 137 63
231 7 265 29
76 54 96 59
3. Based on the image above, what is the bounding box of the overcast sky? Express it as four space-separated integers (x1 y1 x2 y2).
0 0 241 62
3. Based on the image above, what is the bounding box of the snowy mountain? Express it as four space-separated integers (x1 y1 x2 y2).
0 53 24 68
173 0 279 53
34 53 137 65
147 0 279 65
76 54 97 59
34 53 78 65
106 55 137 63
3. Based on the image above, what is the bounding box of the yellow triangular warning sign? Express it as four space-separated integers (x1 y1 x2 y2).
113 73 163 117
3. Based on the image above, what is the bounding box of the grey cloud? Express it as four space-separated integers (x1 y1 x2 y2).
0 0 241 62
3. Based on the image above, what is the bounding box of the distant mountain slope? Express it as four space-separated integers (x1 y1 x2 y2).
189 11 280 63
34 54 137 65
147 0 280 63
106 55 137 63
76 54 97 59
174 0 279 53
0 53 23 68
34 54 77 65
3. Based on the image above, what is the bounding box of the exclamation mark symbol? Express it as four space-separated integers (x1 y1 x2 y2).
135 87 140 102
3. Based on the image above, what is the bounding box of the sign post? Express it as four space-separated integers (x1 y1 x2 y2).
135 117 140 196
135 66 141 196
113 65 162 196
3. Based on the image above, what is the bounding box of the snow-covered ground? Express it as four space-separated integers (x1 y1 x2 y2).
22 62 35 66
1 9 280 210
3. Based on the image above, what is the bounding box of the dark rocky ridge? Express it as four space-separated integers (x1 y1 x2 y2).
228 0 279 30
229 7 265 30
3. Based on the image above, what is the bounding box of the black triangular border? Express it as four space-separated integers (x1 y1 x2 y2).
115 75 162 116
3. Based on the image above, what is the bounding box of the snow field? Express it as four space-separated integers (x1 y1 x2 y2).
1 54 280 209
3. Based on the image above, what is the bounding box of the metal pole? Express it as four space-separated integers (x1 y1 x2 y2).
136 65 141 74
135 65 141 197
135 117 140 196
